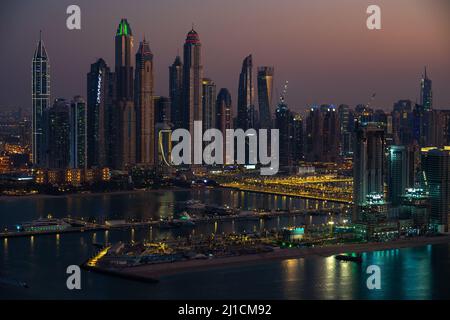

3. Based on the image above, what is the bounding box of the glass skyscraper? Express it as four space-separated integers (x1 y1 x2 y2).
32 31 50 167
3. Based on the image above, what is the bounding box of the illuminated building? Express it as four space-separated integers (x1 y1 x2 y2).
202 78 216 132
113 19 136 169
353 122 385 222
338 104 352 157
388 145 412 207
257 66 274 129
182 28 203 133
70 96 87 169
134 38 155 166
400 188 430 234
275 100 292 167
0 155 11 173
421 147 450 232
215 88 233 164
32 31 50 167
169 55 183 129
420 67 432 111
87 58 114 168
237 55 254 130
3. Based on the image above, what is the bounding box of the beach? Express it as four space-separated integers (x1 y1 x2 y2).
96 235 450 281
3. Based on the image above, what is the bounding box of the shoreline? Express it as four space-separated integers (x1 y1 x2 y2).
93 235 450 281
0 187 192 202
220 185 352 204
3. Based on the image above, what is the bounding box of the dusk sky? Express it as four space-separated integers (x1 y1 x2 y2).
1 0 449 113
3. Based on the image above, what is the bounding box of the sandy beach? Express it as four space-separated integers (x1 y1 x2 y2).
110 235 450 280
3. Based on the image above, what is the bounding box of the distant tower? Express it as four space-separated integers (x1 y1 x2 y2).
182 27 203 133
237 55 254 130
275 101 292 167
32 31 50 167
257 66 274 129
135 38 155 166
202 78 216 132
70 96 87 169
420 67 432 111
114 19 136 169
216 88 233 165
169 55 183 129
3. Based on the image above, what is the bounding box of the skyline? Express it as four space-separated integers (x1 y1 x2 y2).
1 0 450 113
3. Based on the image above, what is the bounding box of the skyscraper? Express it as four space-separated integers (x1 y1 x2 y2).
353 122 386 221
32 31 50 167
421 147 450 232
216 88 233 133
322 105 340 162
275 100 292 167
47 99 70 169
387 145 411 207
182 28 203 133
257 67 274 129
169 55 183 129
216 88 233 165
70 96 87 169
87 58 114 168
237 55 254 130
202 78 216 132
114 19 136 169
420 67 432 111
154 96 171 124
134 38 155 166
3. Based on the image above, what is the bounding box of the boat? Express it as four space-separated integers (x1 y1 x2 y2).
335 253 363 263
16 216 71 233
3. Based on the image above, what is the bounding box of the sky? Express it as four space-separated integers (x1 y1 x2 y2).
1 0 449 114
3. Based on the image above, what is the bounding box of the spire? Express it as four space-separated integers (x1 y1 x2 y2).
34 30 48 60
116 19 132 37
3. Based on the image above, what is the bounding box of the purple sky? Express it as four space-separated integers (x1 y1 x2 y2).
1 0 449 114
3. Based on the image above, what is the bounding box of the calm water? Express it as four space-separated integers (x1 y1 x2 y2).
0 189 448 300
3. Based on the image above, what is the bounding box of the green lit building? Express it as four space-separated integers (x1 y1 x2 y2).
400 188 430 234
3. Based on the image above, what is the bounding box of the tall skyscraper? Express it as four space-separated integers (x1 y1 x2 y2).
387 145 411 207
237 55 254 130
202 78 216 132
70 96 87 169
275 100 292 167
421 147 450 232
134 38 155 166
305 105 340 162
47 99 70 169
87 58 114 168
420 67 432 111
353 123 386 221
182 28 203 133
169 55 183 129
338 104 352 157
216 88 233 133
216 88 233 165
32 31 50 167
257 67 274 129
291 113 304 163
114 19 136 169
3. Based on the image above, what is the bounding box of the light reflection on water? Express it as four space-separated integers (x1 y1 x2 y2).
0 189 447 299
